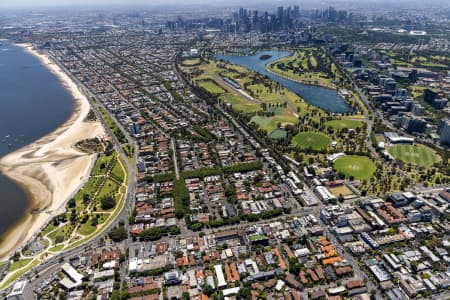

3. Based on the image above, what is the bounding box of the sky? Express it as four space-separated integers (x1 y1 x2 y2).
0 0 447 9
0 0 225 7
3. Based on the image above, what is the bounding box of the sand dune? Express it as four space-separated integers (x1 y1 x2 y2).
0 44 104 259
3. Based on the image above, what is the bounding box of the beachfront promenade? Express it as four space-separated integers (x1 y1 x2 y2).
0 47 138 291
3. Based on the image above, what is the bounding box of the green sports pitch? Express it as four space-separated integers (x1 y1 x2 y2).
334 155 376 180
270 129 287 139
388 144 441 167
324 119 363 129
291 132 331 150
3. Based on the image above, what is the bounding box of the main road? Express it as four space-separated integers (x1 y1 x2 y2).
4 51 138 294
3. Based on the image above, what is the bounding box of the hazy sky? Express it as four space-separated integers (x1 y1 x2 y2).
0 0 241 7
0 0 198 8
0 0 447 9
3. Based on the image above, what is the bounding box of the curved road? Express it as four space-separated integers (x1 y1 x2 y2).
2 52 138 294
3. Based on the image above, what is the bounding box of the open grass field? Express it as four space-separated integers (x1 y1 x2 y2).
334 155 376 180
92 154 114 176
388 144 440 167
270 129 287 139
291 132 332 150
324 119 364 129
251 114 298 133
111 160 125 181
47 224 73 244
8 259 33 273
219 93 261 113
180 58 201 66
197 80 225 94
49 245 65 252
77 221 97 236
97 179 120 201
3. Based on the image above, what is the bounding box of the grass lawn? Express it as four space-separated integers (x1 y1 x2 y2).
220 93 261 113
8 259 33 272
334 155 376 180
97 213 109 224
74 175 101 213
97 179 120 200
0 259 39 290
388 144 441 167
325 119 363 130
41 223 56 236
47 224 72 244
92 154 114 176
251 114 298 133
267 48 340 88
111 160 125 181
49 245 65 252
270 129 287 139
181 58 201 66
198 80 225 94
77 221 97 236
291 132 332 150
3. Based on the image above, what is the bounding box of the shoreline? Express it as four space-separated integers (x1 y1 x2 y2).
0 43 104 259
265 62 338 91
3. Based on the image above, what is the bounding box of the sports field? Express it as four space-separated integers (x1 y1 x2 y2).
325 119 363 130
181 58 201 66
334 155 376 180
388 144 440 167
251 114 298 133
291 132 332 150
328 185 355 197
270 129 287 139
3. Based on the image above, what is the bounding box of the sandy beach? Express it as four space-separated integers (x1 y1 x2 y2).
0 44 104 259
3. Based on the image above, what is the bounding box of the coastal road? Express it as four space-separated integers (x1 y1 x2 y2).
5 51 138 294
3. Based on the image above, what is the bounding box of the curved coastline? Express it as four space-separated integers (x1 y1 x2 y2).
0 44 104 259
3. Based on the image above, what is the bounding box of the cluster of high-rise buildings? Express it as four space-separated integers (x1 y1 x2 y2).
166 6 354 33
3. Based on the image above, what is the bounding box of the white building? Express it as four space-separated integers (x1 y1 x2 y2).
7 281 34 300
60 263 83 289
214 264 227 289
314 186 336 202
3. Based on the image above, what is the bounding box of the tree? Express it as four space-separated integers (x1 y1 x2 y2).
101 196 116 210
237 287 252 300
67 198 76 208
55 235 65 244
109 225 128 242
203 285 215 297
169 226 181 235
140 227 163 241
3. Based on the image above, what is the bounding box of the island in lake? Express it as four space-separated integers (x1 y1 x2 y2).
259 54 272 60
